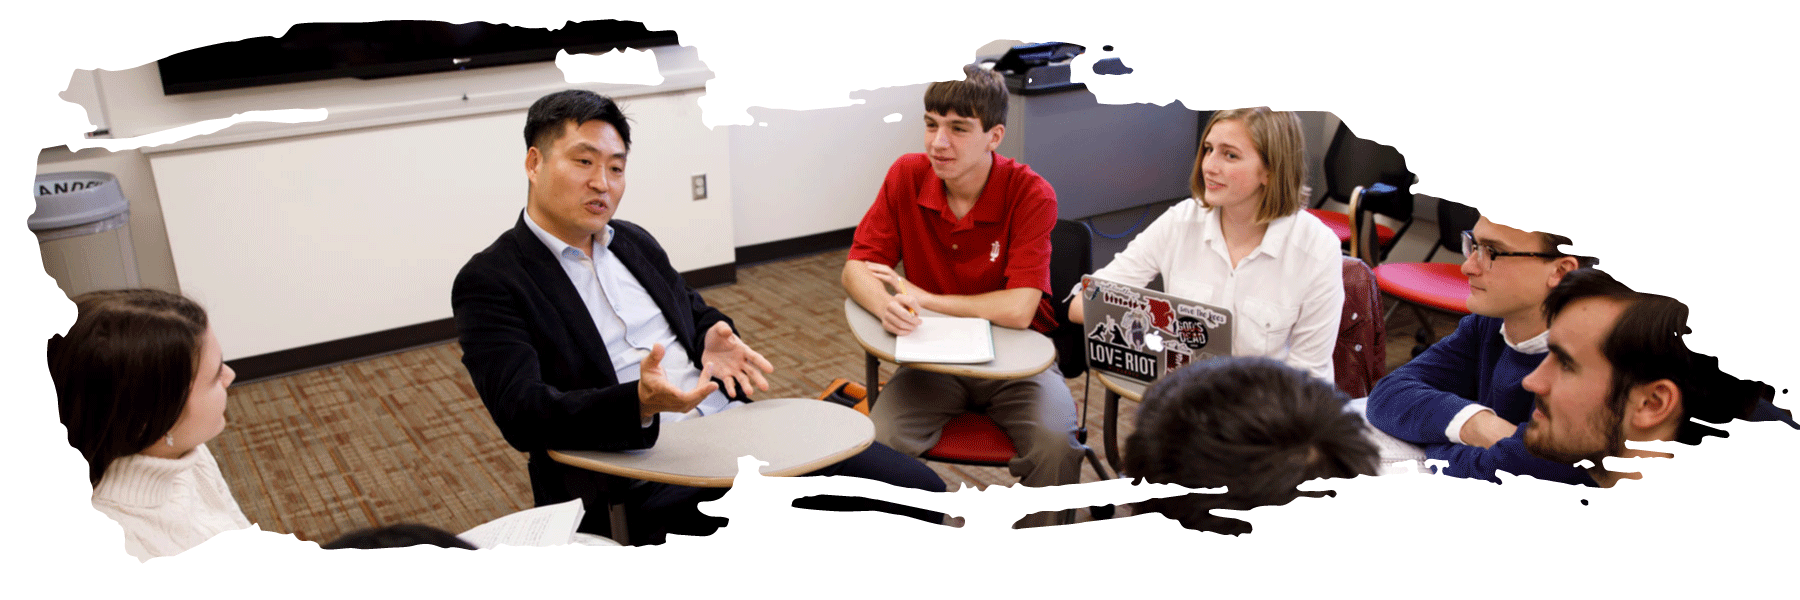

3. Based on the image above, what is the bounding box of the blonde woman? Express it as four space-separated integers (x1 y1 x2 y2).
1072 108 1343 382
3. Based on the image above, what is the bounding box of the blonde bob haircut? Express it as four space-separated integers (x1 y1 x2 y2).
1190 107 1307 224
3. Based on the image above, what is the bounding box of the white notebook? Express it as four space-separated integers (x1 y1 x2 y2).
459 498 584 548
895 317 995 364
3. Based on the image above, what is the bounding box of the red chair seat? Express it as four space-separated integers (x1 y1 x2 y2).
922 413 1015 464
1306 208 1396 246
1374 262 1471 314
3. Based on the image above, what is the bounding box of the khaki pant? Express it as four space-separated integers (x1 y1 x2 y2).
870 363 1084 527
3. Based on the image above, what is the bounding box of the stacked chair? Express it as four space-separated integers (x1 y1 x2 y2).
1306 121 1417 262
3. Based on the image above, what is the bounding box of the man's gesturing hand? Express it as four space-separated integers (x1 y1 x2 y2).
700 321 774 398
638 343 716 419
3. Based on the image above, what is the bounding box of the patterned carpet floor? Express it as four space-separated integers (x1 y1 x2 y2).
209 247 1458 543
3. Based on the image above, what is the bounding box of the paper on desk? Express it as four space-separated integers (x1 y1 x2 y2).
459 498 585 549
895 317 994 364
1344 398 1427 468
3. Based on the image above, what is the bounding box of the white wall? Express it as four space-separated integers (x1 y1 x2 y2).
148 110 519 359
45 40 1298 361
616 89 736 269
727 84 926 247
40 40 943 361
37 46 732 361
146 88 729 361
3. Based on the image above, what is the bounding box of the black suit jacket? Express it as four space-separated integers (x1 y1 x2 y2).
450 215 734 508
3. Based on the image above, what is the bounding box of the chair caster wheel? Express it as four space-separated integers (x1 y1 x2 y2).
1414 327 1433 344
1411 344 1429 358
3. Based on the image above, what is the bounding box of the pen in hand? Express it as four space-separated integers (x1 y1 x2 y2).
869 260 918 316
895 279 917 316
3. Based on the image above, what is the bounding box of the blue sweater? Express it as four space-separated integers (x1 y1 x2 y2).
1368 314 1592 485
1368 315 1539 441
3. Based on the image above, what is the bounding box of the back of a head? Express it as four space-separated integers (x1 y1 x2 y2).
923 64 1008 131
322 523 476 550
47 289 208 486
1124 357 1377 534
1190 107 1307 223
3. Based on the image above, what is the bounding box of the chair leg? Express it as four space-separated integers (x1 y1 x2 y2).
608 502 630 546
1083 446 1117 521
1084 445 1113 480
864 351 881 407
1409 303 1438 345
1103 389 1123 476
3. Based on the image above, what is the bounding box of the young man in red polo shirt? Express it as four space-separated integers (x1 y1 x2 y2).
842 64 1082 527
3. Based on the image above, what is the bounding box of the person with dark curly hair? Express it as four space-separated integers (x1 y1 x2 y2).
1123 357 1377 534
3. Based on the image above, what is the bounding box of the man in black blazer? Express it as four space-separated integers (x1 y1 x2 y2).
451 90 944 543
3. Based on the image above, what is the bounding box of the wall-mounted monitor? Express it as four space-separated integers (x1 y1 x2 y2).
156 20 679 95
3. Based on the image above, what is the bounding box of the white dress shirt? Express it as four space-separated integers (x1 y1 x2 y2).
1088 199 1343 382
523 210 733 423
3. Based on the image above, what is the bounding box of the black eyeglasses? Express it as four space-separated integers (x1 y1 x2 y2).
1461 230 1564 269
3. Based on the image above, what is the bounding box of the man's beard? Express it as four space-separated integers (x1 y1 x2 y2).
1524 385 1627 465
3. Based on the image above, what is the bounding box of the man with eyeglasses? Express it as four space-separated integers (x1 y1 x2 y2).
1365 216 1599 484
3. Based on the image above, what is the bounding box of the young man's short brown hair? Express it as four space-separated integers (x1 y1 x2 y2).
923 64 1008 132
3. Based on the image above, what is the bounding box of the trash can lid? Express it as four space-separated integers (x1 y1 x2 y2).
31 171 128 231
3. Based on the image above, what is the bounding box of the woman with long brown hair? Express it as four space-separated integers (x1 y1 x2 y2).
48 288 251 560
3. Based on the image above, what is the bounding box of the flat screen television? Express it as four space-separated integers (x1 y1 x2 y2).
156 20 679 95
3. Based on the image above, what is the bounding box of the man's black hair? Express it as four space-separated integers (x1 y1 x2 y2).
523 89 632 152
321 523 477 550
1543 268 1766 445
1123 357 1377 535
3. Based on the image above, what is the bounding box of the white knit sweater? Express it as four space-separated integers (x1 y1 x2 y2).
90 443 254 561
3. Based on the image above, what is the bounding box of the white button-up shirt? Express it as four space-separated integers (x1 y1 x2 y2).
523 210 732 422
1089 199 1343 382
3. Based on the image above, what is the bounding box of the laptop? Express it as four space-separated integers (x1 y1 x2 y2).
1080 275 1234 385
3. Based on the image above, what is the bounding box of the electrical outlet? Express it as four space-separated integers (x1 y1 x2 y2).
691 174 707 201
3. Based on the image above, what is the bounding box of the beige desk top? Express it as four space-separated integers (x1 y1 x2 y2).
843 298 1055 380
1097 370 1149 402
548 398 873 488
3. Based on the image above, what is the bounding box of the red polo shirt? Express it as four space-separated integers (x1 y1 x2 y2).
848 152 1059 333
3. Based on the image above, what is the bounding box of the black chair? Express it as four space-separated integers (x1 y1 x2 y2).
1308 121 1417 262
1047 219 1113 484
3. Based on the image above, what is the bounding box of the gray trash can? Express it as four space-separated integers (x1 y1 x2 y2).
31 171 140 296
